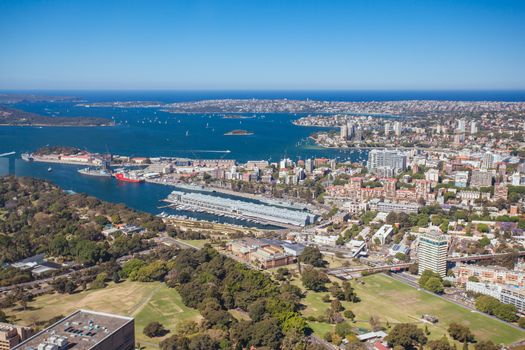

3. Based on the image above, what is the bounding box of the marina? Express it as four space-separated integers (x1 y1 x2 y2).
163 190 317 228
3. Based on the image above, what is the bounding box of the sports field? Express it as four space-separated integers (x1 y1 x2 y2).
5 281 201 349
296 273 525 345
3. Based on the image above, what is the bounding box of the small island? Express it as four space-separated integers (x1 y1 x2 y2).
222 115 255 119
224 129 254 136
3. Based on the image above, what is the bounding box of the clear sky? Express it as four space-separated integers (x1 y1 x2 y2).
0 0 524 90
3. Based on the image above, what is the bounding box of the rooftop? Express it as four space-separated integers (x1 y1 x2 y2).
14 310 133 350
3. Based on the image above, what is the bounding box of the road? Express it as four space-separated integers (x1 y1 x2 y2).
388 272 525 332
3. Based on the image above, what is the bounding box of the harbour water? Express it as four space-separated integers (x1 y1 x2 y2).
2 90 525 226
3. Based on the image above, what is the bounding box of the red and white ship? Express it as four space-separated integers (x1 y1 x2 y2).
114 172 144 183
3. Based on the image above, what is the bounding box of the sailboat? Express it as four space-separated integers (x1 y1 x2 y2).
186 130 189 136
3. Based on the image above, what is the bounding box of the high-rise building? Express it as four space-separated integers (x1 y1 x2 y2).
394 121 401 137
457 119 466 133
340 124 348 140
418 228 449 277
481 152 494 170
367 149 407 175
384 122 391 136
13 310 134 350
347 122 355 139
354 127 363 141
470 121 478 134
305 158 314 174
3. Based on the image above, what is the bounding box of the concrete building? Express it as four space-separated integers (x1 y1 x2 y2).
373 225 394 245
470 170 493 188
0 324 33 350
456 264 525 287
425 168 440 183
500 287 525 315
465 281 502 299
367 150 407 175
457 119 466 133
470 121 478 134
454 171 469 188
482 152 494 170
418 228 449 277
384 122 390 136
340 124 348 140
313 235 339 246
13 310 134 350
372 200 420 214
394 121 402 137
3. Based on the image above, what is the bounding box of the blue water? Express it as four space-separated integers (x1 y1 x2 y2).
3 89 525 102
1 90 524 226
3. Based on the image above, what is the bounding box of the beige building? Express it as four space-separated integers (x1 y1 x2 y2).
418 228 449 277
0 323 33 350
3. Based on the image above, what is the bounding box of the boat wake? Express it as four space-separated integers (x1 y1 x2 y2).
182 150 231 153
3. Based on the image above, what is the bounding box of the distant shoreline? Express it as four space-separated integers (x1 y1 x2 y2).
0 123 114 127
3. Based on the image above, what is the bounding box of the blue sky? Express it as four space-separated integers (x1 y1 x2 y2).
0 0 524 90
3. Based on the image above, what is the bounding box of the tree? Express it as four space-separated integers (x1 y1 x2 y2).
519 317 525 329
419 270 441 288
175 320 199 336
425 277 445 294
188 334 220 350
301 266 329 292
448 323 475 343
250 317 283 349
0 310 7 322
428 337 454 350
143 321 167 338
475 341 500 350
408 263 419 275
385 324 428 350
343 310 355 321
493 303 518 322
335 322 353 338
331 299 344 312
90 272 107 289
248 299 267 322
475 295 500 314
369 315 381 332
342 281 359 302
160 334 190 350
112 270 121 283
299 247 326 267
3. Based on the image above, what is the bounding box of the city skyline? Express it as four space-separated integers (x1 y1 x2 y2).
1 0 524 90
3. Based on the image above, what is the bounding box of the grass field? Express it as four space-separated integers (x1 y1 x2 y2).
178 239 210 249
294 274 525 345
5 281 201 349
